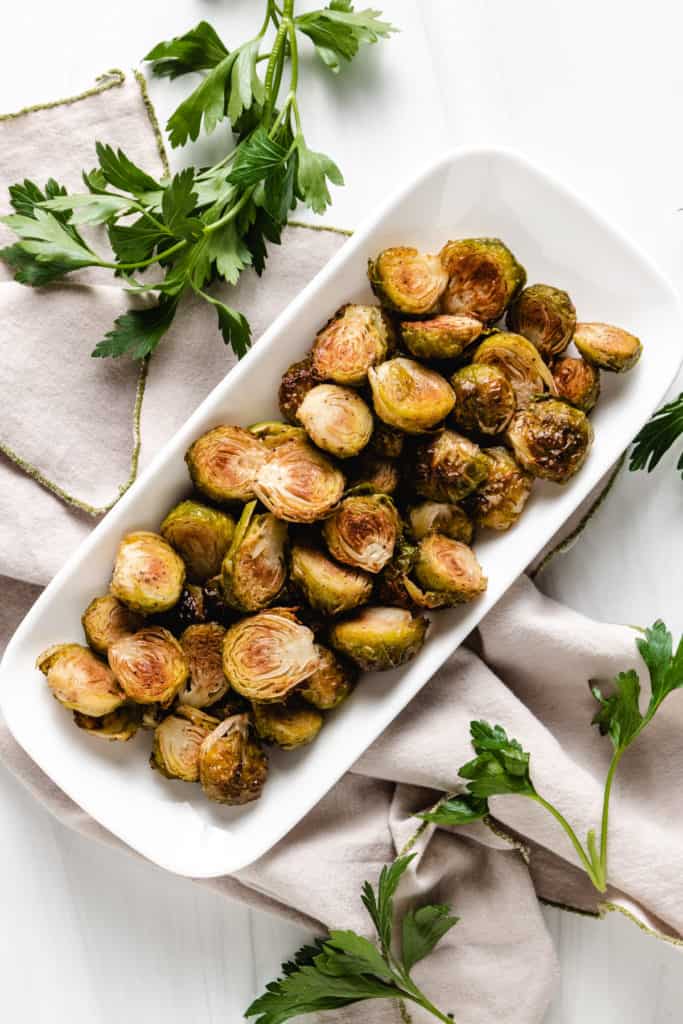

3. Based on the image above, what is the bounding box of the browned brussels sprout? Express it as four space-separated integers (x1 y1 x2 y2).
450 363 516 436
330 606 428 671
472 332 556 409
178 623 230 709
573 322 642 372
551 355 600 413
367 422 404 459
312 304 395 386
347 455 401 496
81 595 143 656
465 447 533 531
221 501 288 612
73 705 142 742
401 314 484 360
160 500 235 583
407 500 474 544
186 425 267 503
247 421 307 448
297 644 357 709
409 534 488 608
323 494 400 573
507 398 593 483
111 531 186 614
297 383 374 459
278 356 322 423
108 626 189 706
37 643 125 717
368 357 455 433
153 583 207 635
289 543 373 616
252 700 323 750
199 714 269 804
222 609 320 702
254 438 345 523
415 430 489 503
368 246 448 315
506 284 576 360
440 238 526 323
151 706 220 782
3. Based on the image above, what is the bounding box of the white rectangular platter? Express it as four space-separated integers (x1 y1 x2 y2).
2 147 682 878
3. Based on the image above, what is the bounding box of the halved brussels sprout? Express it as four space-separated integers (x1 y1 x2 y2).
254 438 345 523
415 430 489 503
179 623 230 709
151 706 220 782
199 714 269 804
37 643 125 717
323 494 400 574
290 543 373 615
160 500 235 584
368 247 448 315
472 332 556 409
401 314 484 360
152 583 207 635
409 534 487 608
253 700 323 750
506 284 576 360
81 595 143 656
186 425 267 503
108 626 189 705
297 384 373 459
450 363 516 436
440 238 526 323
347 455 401 496
312 304 395 386
407 500 474 544
203 575 238 627
368 422 404 459
73 705 142 742
111 531 186 614
221 501 288 612
507 398 593 483
223 609 320 702
247 420 308 449
368 358 455 433
203 690 251 720
297 644 357 709
573 322 642 372
330 605 428 671
465 447 533 531
551 355 600 413
279 356 322 423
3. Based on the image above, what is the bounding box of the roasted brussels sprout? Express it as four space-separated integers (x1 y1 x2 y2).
179 623 230 709
368 246 448 315
297 384 373 459
254 438 345 523
551 355 600 413
290 543 373 615
247 421 307 448
440 238 526 323
507 398 593 483
407 500 474 544
472 332 556 409
73 705 142 742
401 314 484 360
368 357 455 433
312 304 395 385
108 626 189 705
141 704 165 731
368 422 404 459
152 583 207 635
186 425 267 503
199 714 269 804
415 430 489 503
279 356 322 423
323 494 400 573
223 609 320 702
151 706 220 782
330 606 428 671
409 534 487 607
573 322 642 373
506 284 576 360
37 643 125 717
81 595 143 656
465 447 533 531
297 644 357 709
253 700 323 750
111 531 186 615
221 501 288 612
160 500 235 584
450 363 516 436
203 575 238 626
347 455 401 496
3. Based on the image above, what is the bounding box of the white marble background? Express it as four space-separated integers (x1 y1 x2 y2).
3 1 683 1020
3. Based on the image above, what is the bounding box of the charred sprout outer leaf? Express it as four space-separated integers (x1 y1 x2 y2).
37 643 126 717
368 357 455 434
506 283 576 360
108 626 189 705
465 447 533 531
160 500 235 583
199 713 269 805
450 363 516 436
407 500 474 544
473 331 556 409
312 304 395 386
279 356 322 424
151 706 220 781
289 542 373 616
415 430 489 503
111 531 186 614
179 622 230 708
253 700 324 750
401 314 484 360
73 705 142 742
186 425 267 503
254 438 345 523
573 322 642 373
247 421 307 449
367 422 404 459
81 594 143 655
347 455 401 496
368 246 448 315
298 644 357 709
152 582 207 634
221 501 288 612
551 355 600 413
223 608 320 702
330 606 428 671
507 398 593 483
323 494 401 574
297 383 374 458
440 237 526 323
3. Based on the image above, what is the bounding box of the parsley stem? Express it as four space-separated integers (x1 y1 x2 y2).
597 747 623 889
203 189 254 234
99 238 187 271
530 793 603 890
411 994 456 1023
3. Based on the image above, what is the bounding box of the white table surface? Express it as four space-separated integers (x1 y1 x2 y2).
3 2 683 1021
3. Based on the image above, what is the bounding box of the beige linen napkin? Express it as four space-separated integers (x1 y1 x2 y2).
1 73 681 1024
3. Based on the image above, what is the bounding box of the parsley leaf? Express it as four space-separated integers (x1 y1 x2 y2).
0 244 79 286
165 50 240 147
161 168 202 239
591 670 644 750
630 394 683 477
39 193 133 226
95 143 161 195
296 4 397 73
295 135 344 214
361 854 414 951
458 721 536 798
108 218 168 264
91 297 178 359
420 794 490 827
144 21 229 79
401 905 459 973
228 127 288 188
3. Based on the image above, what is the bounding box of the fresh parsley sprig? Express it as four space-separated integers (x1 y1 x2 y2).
245 854 458 1023
0 2 396 360
630 393 683 478
422 621 683 894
